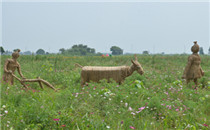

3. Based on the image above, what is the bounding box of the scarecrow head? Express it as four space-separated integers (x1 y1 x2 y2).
191 41 199 53
12 49 21 59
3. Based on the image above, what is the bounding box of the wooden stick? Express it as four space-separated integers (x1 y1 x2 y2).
12 73 28 88
11 73 57 91
37 77 44 89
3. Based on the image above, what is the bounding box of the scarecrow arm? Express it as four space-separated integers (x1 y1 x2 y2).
17 63 24 78
200 68 204 76
4 60 10 73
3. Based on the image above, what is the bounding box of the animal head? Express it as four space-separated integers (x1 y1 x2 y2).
131 55 144 75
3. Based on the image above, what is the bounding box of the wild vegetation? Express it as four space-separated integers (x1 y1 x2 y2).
1 55 210 129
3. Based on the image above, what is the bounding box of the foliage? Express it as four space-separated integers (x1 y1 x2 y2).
199 47 204 55
60 44 96 56
0 46 5 54
36 49 45 55
3 50 12 55
132 80 145 89
110 46 123 55
23 51 32 55
1 55 210 129
143 51 149 55
59 48 65 54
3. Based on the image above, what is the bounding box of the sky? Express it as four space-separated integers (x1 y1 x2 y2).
1 0 210 54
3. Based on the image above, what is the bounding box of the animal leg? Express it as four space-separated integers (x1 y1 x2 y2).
81 78 85 86
119 80 123 85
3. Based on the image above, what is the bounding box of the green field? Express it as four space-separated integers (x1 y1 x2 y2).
1 55 210 129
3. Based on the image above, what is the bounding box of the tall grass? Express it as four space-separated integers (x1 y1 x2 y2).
1 55 209 129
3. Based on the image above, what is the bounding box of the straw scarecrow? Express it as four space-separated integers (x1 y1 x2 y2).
182 41 204 85
3 49 57 91
3 49 24 84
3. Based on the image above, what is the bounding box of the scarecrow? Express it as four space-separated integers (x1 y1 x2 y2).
3 49 57 91
182 41 204 85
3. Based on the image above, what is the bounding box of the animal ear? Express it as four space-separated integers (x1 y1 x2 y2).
131 60 135 65
134 54 137 61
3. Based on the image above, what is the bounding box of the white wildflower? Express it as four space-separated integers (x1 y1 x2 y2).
131 112 136 115
125 103 128 107
128 107 133 111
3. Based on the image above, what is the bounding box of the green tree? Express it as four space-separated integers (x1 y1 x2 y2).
72 45 78 49
110 46 123 55
143 51 149 55
62 44 96 56
199 47 204 55
90 48 95 53
23 51 32 55
208 47 210 55
0 46 5 54
36 49 45 55
59 48 65 54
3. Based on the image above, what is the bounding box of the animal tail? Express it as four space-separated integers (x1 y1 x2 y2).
75 63 83 68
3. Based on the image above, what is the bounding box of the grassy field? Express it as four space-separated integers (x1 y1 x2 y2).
1 55 210 129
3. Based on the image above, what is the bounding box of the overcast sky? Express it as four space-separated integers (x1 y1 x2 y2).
1 1 210 54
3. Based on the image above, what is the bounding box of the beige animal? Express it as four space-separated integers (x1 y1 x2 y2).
76 55 144 85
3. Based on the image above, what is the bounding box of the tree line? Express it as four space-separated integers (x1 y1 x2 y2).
0 44 124 56
0 45 209 56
